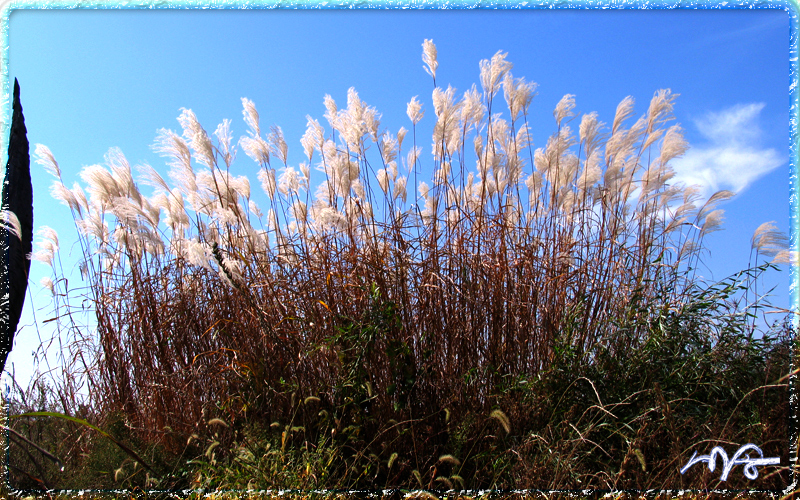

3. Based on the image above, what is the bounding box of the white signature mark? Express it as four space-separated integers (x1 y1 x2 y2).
680 443 780 481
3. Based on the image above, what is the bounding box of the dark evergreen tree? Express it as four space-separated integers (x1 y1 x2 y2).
1 78 32 375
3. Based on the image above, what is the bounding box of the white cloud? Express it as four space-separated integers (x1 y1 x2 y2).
670 103 783 199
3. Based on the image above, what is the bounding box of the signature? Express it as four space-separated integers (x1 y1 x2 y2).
680 443 780 481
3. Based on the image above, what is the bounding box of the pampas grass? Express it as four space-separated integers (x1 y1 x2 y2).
22 40 792 490
35 39 779 434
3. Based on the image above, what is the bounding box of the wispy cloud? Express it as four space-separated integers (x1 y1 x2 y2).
671 103 783 199
691 15 787 48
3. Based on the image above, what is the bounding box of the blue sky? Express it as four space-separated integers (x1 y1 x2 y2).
2 7 795 389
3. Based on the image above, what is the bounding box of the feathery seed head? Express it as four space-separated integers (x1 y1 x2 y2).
163 188 189 229
461 84 486 130
770 249 798 266
290 200 308 223
751 221 789 257
347 87 363 121
407 146 422 173
510 75 537 121
646 89 678 132
314 179 335 206
381 131 399 163
377 169 389 194
106 148 140 202
301 116 324 160
138 163 171 194
0 210 21 240
248 199 262 218
696 189 735 222
704 189 735 208
34 144 61 178
241 97 260 137
579 112 602 149
278 166 302 196
335 157 359 195
431 85 462 158
489 409 511 434
554 94 576 128
479 50 512 98
640 162 674 197
323 94 337 124
492 115 509 145
315 205 348 232
700 209 725 236
438 454 461 466
435 161 451 186
240 136 271 166
525 171 542 194
515 122 532 151
154 128 197 193
683 185 702 206
178 108 215 169
50 182 80 213
184 238 213 270
659 125 689 165
578 151 602 194
473 135 484 159
407 96 424 125
422 39 439 81
418 181 430 201
268 126 289 165
612 96 635 135
397 126 408 150
31 226 59 266
81 164 118 208
72 183 89 215
232 175 251 200
533 147 549 175
258 168 277 200
641 127 665 151
421 195 438 225
40 276 55 295
393 176 408 203
77 210 109 246
299 162 311 188
215 119 234 165
364 106 381 142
